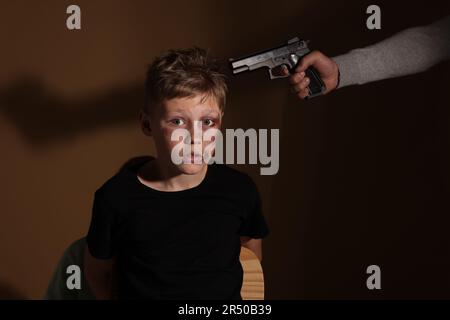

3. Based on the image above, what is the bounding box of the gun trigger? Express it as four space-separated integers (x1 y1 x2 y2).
270 65 289 79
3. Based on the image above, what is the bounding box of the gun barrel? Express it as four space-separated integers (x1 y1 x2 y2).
232 65 249 74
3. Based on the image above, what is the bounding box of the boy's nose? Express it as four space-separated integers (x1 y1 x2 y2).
187 122 203 145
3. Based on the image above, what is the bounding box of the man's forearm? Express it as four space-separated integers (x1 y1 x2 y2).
333 15 450 88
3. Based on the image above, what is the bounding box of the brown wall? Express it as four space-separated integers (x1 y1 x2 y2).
0 0 449 299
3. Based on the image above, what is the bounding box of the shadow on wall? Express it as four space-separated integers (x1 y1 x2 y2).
0 77 143 147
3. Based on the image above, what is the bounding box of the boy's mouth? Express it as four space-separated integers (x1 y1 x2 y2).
182 152 203 164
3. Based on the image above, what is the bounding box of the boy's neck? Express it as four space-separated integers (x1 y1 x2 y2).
137 159 208 192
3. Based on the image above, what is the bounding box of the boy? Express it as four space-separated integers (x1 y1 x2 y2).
84 47 269 299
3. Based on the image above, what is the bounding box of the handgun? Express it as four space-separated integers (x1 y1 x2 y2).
229 37 326 98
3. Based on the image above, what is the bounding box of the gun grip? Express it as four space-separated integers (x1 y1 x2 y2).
304 66 325 98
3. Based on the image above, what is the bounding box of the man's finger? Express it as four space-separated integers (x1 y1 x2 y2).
289 71 305 85
293 77 310 92
298 89 310 100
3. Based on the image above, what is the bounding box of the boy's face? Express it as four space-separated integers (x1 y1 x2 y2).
141 94 223 175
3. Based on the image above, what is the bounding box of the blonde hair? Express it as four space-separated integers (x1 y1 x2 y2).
144 47 227 114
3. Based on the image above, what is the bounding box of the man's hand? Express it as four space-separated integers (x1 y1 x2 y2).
283 50 339 99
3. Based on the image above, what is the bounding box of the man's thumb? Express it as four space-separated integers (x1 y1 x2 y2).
295 51 321 73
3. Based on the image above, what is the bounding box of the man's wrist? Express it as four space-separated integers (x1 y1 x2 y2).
335 67 341 90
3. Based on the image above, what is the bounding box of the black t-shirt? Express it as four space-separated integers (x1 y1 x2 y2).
86 157 269 300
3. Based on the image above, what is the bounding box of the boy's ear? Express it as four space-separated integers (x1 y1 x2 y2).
139 109 152 136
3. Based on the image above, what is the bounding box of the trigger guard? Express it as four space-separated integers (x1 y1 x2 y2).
269 64 290 79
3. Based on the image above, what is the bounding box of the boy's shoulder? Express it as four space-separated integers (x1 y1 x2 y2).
94 155 153 201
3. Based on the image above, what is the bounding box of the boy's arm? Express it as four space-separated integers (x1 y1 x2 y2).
83 246 115 299
240 236 263 262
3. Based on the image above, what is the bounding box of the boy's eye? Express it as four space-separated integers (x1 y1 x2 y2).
170 118 185 126
203 119 215 126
